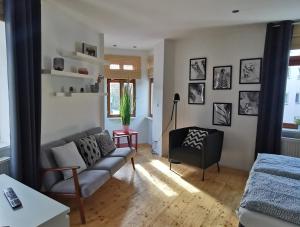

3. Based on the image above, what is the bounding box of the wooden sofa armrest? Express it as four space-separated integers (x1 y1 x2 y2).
42 166 80 173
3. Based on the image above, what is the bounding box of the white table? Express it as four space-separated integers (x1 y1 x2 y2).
0 174 70 227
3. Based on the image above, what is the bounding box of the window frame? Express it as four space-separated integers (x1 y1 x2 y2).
107 79 136 118
149 78 153 117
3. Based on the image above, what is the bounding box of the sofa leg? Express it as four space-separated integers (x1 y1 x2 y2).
131 157 136 170
202 169 205 181
169 161 171 170
78 197 86 224
217 162 220 173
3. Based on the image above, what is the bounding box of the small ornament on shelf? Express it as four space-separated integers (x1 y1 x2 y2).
78 67 88 75
53 58 64 71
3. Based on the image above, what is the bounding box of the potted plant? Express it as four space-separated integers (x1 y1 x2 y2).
120 84 131 133
295 118 300 130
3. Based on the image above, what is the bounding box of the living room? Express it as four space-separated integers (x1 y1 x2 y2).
0 0 300 227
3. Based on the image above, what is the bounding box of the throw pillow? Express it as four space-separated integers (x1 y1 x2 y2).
76 135 101 167
182 129 208 150
51 141 87 180
94 130 116 156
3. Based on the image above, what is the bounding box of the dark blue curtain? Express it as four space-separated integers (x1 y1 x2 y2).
255 21 293 157
5 0 41 189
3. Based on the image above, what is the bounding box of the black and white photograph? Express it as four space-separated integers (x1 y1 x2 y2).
82 42 97 57
212 103 232 126
189 58 206 80
188 83 205 104
213 66 232 90
239 58 262 84
239 91 260 116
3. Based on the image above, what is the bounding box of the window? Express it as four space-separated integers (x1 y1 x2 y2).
0 21 10 150
296 93 300 104
109 64 120 70
283 49 300 127
149 78 154 117
123 64 134 71
107 79 136 117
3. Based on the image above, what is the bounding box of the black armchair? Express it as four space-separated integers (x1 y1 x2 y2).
169 126 224 181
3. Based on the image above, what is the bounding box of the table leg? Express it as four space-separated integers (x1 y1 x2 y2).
135 134 138 152
117 137 120 148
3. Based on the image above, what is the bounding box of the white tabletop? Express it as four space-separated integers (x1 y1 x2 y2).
0 174 70 227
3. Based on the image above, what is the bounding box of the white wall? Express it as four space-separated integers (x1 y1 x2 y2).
41 1 104 143
104 48 150 144
171 24 266 170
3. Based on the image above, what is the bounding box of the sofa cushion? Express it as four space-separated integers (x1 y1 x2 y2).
89 157 125 175
51 142 87 180
85 127 102 136
50 170 110 198
40 140 66 191
107 147 135 161
77 135 101 167
94 130 116 156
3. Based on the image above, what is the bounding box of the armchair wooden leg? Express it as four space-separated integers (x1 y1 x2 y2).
202 169 205 181
78 197 86 224
169 161 171 170
131 157 135 170
217 162 220 173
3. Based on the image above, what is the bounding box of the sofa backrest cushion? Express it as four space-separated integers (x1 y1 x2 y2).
94 130 116 156
40 139 66 191
51 141 87 180
63 132 88 145
86 127 102 136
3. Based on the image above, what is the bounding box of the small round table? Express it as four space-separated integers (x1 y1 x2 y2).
112 129 138 152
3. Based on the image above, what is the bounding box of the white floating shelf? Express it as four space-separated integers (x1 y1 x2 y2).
53 92 107 97
54 92 67 97
42 69 96 80
57 49 109 65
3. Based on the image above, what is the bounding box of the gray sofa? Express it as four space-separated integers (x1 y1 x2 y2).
40 127 136 224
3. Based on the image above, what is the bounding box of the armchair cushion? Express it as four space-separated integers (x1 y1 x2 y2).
95 130 116 156
182 129 208 150
50 170 110 198
76 135 101 167
51 142 87 180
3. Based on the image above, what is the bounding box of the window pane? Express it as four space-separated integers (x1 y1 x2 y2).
124 82 134 114
109 82 120 115
150 81 154 116
109 64 120 70
283 50 300 124
123 64 134 70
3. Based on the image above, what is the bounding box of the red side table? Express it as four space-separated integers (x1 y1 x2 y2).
112 129 138 151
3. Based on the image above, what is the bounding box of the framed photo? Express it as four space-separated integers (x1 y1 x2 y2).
239 58 262 84
213 65 232 90
189 58 206 80
188 83 205 105
212 103 232 126
82 42 97 57
239 91 260 116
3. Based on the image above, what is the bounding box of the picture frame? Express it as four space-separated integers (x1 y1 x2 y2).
189 58 207 80
82 42 97 57
213 65 232 90
239 58 262 84
238 91 260 116
188 83 205 105
212 102 232 126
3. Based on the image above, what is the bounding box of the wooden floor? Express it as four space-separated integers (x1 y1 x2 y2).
64 144 248 227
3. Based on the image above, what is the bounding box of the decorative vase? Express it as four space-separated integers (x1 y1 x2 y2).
53 58 64 71
123 125 129 133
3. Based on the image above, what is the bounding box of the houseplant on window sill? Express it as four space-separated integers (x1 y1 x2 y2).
295 118 300 130
120 84 131 133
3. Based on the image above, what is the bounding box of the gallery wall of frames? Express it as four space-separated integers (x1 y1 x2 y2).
188 57 262 127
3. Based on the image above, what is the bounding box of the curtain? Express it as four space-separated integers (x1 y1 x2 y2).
255 21 293 157
0 0 3 21
5 0 41 189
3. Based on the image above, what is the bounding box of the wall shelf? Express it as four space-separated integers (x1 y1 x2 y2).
57 49 109 65
42 69 97 80
53 92 106 97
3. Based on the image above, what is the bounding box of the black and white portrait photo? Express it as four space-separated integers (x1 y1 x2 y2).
213 66 232 90
239 91 260 116
239 58 262 84
212 103 232 126
189 58 206 80
82 42 97 57
188 83 205 104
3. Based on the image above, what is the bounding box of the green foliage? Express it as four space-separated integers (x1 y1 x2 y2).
120 84 131 125
295 118 300 125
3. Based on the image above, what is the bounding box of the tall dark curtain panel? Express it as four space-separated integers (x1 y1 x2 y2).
255 21 293 157
5 0 41 189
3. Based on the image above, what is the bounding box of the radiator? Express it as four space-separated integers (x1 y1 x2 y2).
0 157 10 175
281 137 300 158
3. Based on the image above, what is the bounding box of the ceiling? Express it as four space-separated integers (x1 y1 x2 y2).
49 0 300 50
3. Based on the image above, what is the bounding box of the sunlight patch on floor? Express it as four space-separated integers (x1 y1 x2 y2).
136 164 178 197
150 160 200 193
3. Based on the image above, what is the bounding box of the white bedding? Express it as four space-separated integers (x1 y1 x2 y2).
238 207 299 227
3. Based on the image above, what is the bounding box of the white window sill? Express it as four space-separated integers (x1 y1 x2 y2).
146 117 153 120
107 117 136 120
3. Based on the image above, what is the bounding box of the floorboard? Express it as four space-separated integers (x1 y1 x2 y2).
62 144 248 227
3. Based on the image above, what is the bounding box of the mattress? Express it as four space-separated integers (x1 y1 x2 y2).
238 207 299 227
